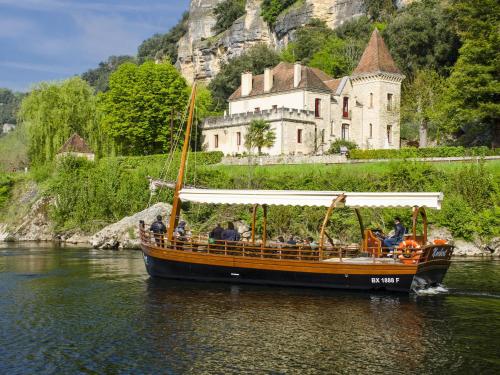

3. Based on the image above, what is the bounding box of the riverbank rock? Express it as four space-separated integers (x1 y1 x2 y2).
90 203 175 250
428 227 493 257
484 237 500 256
0 224 10 241
13 196 55 242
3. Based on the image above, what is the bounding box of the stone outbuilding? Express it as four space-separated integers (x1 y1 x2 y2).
57 133 95 161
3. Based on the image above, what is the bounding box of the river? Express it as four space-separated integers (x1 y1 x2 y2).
0 244 499 374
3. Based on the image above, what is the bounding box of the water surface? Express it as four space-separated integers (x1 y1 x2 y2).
0 244 499 374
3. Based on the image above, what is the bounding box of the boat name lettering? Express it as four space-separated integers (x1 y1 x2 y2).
432 248 447 257
371 277 399 284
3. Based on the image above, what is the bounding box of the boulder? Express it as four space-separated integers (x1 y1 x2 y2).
90 203 175 250
13 196 54 242
428 227 491 257
484 237 500 256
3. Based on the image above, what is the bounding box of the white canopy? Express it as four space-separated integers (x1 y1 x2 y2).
179 189 443 209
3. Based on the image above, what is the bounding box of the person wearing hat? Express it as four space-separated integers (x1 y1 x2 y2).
383 217 405 250
150 215 167 246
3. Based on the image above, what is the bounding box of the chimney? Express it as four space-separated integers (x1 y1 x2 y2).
294 62 302 88
264 68 273 92
241 72 253 97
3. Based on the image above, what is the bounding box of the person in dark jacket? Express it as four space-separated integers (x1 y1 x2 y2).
383 217 405 249
150 215 166 246
221 222 240 242
209 223 224 241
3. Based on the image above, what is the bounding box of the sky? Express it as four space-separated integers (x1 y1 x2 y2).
0 0 190 92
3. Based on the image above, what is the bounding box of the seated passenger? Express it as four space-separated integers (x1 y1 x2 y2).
150 215 166 246
221 222 240 242
307 236 318 250
209 223 224 242
175 221 187 240
383 217 405 250
286 236 297 246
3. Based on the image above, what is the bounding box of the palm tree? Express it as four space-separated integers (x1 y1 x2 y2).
244 119 276 155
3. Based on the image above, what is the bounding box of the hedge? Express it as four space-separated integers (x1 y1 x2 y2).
349 146 500 160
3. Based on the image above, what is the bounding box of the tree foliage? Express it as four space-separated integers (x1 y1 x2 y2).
81 55 136 93
0 88 24 125
18 77 108 165
383 0 460 78
261 0 299 26
208 44 280 110
99 61 189 155
364 0 398 22
401 69 446 145
435 0 500 147
245 119 276 155
212 0 246 34
137 12 189 64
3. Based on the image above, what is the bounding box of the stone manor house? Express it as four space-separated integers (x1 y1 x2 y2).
201 29 405 155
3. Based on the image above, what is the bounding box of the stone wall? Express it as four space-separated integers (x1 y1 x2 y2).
220 154 347 165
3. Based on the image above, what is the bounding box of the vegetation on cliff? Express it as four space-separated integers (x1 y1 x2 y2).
212 0 247 35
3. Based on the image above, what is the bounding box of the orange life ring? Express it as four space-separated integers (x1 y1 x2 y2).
397 240 420 250
433 239 447 245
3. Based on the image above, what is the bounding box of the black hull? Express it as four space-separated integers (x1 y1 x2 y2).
141 252 445 293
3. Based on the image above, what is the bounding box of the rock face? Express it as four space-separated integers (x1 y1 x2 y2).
428 227 493 257
90 203 174 250
12 196 54 242
177 0 365 82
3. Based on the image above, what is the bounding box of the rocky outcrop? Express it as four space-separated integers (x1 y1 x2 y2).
12 196 54 242
90 203 174 250
177 0 366 82
428 227 494 257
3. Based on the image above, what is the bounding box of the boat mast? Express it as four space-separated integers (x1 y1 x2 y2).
167 83 197 241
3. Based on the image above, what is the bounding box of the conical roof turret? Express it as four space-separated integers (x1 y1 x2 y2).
353 29 402 76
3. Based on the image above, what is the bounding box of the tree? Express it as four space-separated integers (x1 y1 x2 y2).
18 77 108 165
0 88 24 125
208 44 280 110
401 69 445 146
81 55 136 93
364 0 398 22
435 0 500 146
261 0 298 26
309 36 364 77
244 119 276 155
137 12 189 64
99 61 189 155
212 0 246 34
383 0 460 78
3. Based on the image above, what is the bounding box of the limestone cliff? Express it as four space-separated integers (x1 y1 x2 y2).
177 0 366 83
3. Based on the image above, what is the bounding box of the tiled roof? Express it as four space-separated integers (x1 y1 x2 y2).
323 79 342 92
58 133 93 154
229 62 333 100
352 29 402 75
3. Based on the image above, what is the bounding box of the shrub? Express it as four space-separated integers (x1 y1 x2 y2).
0 174 14 209
349 146 500 159
327 139 358 154
213 0 246 34
261 0 299 26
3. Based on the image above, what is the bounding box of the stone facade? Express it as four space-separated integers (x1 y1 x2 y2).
201 30 405 155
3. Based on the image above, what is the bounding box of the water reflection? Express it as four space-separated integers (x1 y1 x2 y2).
0 246 498 374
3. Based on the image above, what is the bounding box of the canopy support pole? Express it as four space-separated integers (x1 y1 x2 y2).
251 204 258 245
262 204 268 247
354 208 365 241
412 206 428 243
319 194 345 259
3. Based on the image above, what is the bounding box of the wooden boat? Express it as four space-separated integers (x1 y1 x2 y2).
139 85 454 293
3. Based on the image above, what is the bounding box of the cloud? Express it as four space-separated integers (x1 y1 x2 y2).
0 18 35 38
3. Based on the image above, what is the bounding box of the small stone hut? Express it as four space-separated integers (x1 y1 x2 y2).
57 133 95 161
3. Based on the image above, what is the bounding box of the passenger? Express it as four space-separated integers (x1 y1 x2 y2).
286 236 297 246
383 217 405 250
175 221 187 240
277 235 285 243
150 215 166 246
307 236 318 250
221 222 241 242
209 223 224 241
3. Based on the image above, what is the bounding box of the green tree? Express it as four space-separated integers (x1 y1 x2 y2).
436 0 500 146
0 88 24 125
401 69 445 146
208 44 280 110
309 36 363 77
261 0 298 26
137 12 189 64
99 61 189 155
364 0 398 22
383 0 460 78
81 55 136 93
18 77 108 165
244 119 276 155
213 0 246 34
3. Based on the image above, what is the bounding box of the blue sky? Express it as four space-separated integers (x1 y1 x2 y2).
0 0 190 92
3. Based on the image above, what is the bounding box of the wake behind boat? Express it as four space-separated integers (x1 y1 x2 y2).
139 85 454 293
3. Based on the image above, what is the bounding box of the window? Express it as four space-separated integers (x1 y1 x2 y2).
369 93 373 108
330 121 334 136
387 93 393 111
321 129 325 144
343 97 349 118
387 125 392 144
236 132 241 146
297 129 303 144
315 98 321 118
272 105 278 111
369 123 373 138
214 134 219 148
341 124 349 140
254 107 260 113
